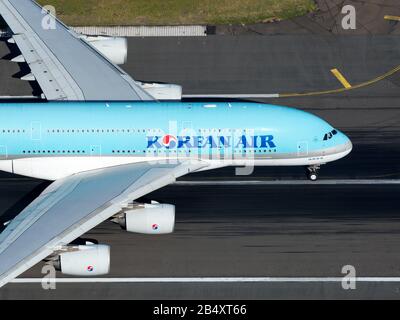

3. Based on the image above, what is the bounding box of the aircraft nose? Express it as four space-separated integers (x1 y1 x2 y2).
342 133 353 152
345 138 353 152
338 131 353 156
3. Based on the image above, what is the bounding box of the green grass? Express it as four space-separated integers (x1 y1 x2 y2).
37 0 316 26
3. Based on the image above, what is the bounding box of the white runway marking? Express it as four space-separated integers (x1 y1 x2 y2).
174 179 400 186
0 96 39 99
10 277 400 283
0 179 398 185
182 94 280 98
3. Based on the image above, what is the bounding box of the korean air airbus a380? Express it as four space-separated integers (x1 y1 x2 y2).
0 101 352 182
0 0 351 287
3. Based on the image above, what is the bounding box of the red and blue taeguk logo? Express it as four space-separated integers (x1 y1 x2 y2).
87 265 94 272
161 134 177 148
152 224 159 231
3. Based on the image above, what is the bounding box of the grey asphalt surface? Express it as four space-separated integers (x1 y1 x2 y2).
1 30 400 299
216 0 400 35
126 35 400 95
2 184 400 299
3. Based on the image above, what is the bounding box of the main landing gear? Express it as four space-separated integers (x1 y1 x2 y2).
306 165 320 181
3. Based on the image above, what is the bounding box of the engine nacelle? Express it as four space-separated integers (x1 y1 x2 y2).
82 35 128 65
53 244 110 276
139 82 182 100
119 203 175 234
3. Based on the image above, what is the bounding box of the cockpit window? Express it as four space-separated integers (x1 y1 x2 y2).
323 129 337 141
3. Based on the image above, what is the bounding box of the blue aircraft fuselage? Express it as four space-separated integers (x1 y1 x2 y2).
0 101 352 180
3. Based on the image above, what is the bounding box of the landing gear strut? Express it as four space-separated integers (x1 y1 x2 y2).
306 165 320 181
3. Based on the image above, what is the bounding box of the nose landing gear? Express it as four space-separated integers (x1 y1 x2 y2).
306 165 320 181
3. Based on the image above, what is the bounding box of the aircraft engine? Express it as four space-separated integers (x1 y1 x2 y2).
116 203 175 234
139 82 182 100
53 244 110 276
82 35 128 65
81 35 183 99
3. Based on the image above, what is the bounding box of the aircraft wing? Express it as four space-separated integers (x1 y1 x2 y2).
0 0 155 101
0 160 207 287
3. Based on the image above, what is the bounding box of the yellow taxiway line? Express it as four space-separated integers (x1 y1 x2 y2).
330 68 352 89
384 15 400 22
280 64 400 98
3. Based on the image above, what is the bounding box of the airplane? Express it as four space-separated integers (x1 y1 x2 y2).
0 0 352 287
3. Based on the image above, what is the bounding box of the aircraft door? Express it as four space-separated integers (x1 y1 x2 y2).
30 121 42 141
0 145 7 160
297 141 308 157
181 121 193 159
90 145 102 156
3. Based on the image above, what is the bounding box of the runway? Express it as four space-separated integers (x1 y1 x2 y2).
1 183 400 299
4 282 400 300
0 32 400 298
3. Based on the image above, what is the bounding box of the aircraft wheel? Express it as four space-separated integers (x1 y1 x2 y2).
308 172 318 181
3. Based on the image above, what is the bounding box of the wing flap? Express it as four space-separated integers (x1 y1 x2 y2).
13 33 84 100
